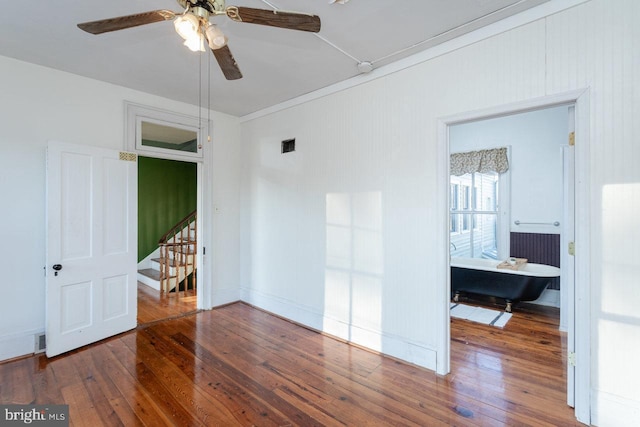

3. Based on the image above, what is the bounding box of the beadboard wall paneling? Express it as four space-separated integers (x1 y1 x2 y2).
547 1 640 420
241 0 640 424
510 232 561 290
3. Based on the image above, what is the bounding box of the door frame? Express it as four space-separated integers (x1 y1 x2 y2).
125 102 213 310
435 89 591 424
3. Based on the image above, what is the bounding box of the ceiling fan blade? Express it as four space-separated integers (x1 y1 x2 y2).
77 10 176 35
233 7 321 33
212 45 243 80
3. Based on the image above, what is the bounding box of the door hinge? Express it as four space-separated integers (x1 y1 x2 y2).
568 241 575 256
568 351 577 367
568 132 575 146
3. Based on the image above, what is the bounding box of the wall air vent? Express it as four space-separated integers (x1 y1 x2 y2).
35 333 46 353
281 138 295 154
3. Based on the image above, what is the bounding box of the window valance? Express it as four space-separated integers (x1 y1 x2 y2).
450 147 509 176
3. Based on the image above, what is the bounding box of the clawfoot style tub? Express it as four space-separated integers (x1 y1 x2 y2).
450 257 560 312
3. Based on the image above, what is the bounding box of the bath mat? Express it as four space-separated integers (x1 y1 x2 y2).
450 303 512 328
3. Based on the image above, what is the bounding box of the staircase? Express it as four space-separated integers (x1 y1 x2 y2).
138 210 197 296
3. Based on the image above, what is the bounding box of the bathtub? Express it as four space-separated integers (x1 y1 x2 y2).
450 257 560 312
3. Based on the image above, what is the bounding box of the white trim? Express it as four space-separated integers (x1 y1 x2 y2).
240 0 589 123
199 136 214 310
592 391 640 427
436 119 451 376
573 90 591 424
196 161 208 310
436 89 591 423
125 102 205 162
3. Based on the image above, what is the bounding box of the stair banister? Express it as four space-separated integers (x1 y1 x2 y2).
158 210 197 296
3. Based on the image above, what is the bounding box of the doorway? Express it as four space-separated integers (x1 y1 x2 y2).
448 105 572 406
136 156 199 324
125 102 211 325
436 90 592 424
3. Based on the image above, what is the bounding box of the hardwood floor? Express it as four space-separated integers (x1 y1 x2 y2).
0 302 582 426
137 281 198 325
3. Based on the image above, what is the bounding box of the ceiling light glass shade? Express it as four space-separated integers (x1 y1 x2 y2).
205 24 227 50
174 14 200 40
183 33 205 52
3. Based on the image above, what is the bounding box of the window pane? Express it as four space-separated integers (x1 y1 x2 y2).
474 213 498 259
462 213 470 231
475 171 498 211
450 213 498 259
450 184 459 210
141 121 198 153
462 186 470 210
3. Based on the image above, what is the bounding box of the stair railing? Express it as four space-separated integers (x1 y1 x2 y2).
158 210 197 296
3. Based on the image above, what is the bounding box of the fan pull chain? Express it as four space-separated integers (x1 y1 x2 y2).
198 50 203 150
208 49 211 143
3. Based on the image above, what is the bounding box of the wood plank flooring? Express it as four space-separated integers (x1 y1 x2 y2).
137 281 198 325
0 301 582 426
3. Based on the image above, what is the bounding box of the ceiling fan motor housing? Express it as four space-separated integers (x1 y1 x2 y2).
177 0 224 13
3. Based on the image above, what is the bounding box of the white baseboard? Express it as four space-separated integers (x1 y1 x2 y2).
211 287 241 308
240 287 437 371
592 390 640 427
0 328 44 362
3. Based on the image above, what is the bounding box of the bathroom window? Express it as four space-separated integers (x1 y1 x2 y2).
450 171 500 259
450 184 459 232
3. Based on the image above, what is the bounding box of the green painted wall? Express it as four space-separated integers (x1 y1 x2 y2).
138 157 197 262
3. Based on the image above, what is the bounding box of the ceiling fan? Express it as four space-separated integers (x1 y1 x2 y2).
77 0 321 80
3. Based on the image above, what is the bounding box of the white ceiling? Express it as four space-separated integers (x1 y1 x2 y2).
0 0 549 117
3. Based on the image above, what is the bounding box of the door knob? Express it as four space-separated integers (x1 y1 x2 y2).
53 264 62 276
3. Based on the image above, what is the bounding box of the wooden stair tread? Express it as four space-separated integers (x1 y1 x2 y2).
138 268 177 281
138 268 161 281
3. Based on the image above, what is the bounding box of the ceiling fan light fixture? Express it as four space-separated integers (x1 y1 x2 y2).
184 32 206 52
174 13 201 40
205 24 227 50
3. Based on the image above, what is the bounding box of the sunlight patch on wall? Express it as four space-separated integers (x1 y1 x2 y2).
598 183 640 399
324 191 384 349
601 183 640 317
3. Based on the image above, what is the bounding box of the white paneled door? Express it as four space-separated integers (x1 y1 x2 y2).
46 141 137 357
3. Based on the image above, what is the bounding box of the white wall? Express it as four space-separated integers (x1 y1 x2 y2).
240 0 640 425
450 106 569 235
0 56 242 360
